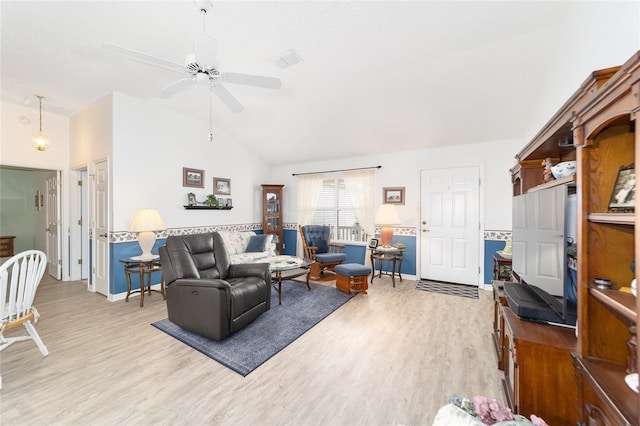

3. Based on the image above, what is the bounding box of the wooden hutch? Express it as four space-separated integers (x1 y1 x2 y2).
261 184 284 254
494 50 640 425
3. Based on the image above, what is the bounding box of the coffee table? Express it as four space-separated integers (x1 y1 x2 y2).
265 255 313 305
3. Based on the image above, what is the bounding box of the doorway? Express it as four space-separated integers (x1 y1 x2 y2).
0 166 61 279
420 167 480 285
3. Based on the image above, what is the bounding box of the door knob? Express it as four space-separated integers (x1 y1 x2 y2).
99 233 108 238
422 221 427 225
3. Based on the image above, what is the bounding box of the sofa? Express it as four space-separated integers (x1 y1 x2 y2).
217 230 277 264
159 232 272 341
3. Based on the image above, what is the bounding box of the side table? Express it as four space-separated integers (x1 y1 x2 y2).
492 253 512 281
120 257 165 307
370 246 406 287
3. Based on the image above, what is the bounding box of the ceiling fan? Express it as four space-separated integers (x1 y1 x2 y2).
102 1 281 113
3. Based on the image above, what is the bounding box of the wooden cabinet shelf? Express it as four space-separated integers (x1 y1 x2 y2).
573 355 638 424
589 287 637 324
526 175 576 193
588 212 635 225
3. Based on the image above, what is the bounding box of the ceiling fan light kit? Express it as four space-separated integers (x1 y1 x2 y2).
32 95 49 151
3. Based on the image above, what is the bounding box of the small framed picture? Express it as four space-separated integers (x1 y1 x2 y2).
609 164 635 211
368 238 379 249
187 192 197 206
213 177 231 195
217 197 225 207
183 167 204 188
225 198 233 208
383 187 405 205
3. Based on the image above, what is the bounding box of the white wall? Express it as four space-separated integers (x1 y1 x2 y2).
110 92 271 231
524 1 640 143
270 137 520 232
1 102 70 170
69 94 114 168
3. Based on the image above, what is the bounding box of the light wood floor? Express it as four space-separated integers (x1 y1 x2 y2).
0 275 503 425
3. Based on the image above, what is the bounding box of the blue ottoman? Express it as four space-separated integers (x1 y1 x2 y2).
334 263 371 296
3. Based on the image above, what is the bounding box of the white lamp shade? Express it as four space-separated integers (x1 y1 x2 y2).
128 209 165 233
374 204 401 225
128 209 165 260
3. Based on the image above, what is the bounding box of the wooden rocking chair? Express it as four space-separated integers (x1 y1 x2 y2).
0 250 49 390
298 225 347 280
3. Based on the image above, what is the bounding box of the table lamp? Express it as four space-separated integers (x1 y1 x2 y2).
128 208 165 260
375 204 401 247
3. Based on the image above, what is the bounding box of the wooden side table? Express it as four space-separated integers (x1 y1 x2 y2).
120 257 165 307
369 247 406 287
493 253 512 281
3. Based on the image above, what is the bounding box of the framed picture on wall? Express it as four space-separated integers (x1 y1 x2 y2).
183 167 204 188
213 177 231 195
383 187 405 205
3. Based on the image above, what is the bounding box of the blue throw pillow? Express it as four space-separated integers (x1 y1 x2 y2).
246 234 271 252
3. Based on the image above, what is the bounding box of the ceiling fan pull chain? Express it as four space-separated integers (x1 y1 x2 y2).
208 83 213 143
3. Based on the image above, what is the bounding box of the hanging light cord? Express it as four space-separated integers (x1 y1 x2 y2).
37 95 43 131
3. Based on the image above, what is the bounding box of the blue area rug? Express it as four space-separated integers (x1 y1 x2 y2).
151 280 352 376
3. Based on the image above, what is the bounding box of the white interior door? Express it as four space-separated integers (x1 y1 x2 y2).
420 167 480 285
46 172 62 279
93 160 109 296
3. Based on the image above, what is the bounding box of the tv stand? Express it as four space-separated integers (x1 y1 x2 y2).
492 280 578 424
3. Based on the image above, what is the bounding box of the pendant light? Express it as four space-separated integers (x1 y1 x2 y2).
32 95 49 151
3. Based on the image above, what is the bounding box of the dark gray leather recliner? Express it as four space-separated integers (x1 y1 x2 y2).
159 232 271 341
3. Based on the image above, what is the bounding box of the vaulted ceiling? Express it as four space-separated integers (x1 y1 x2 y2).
1 1 635 166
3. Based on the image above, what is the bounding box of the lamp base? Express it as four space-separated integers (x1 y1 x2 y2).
135 231 157 260
380 226 394 247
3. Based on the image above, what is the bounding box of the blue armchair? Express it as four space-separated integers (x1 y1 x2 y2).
299 225 347 280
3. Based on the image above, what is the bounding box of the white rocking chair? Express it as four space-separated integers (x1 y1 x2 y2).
0 250 49 390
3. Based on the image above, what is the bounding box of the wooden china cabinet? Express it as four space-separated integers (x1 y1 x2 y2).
496 51 640 425
261 184 284 254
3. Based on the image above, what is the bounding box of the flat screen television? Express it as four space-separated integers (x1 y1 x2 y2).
507 183 577 327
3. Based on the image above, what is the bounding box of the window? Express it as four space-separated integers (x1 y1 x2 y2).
298 169 374 243
312 178 367 242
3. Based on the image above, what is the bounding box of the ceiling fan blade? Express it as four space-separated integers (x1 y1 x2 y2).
158 78 195 98
221 72 282 90
211 84 244 113
102 42 185 74
193 31 218 68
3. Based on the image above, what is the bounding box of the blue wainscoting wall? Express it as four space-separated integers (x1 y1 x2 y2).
282 229 417 276
110 239 166 296
105 227 508 297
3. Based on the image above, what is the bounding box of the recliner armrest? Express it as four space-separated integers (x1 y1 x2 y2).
170 278 231 290
229 262 270 282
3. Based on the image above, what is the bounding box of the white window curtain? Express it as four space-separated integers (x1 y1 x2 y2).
342 169 375 268
342 169 375 239
296 174 323 258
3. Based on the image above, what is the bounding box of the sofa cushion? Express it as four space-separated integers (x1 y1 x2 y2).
246 234 273 252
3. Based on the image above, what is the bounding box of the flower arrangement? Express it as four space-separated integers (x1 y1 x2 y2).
449 395 548 426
